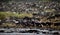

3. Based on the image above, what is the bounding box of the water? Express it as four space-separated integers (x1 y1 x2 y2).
0 33 53 35
0 28 60 35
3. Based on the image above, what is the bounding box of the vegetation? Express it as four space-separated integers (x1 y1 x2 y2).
0 12 6 20
0 12 33 19
0 12 60 29
2 23 16 27
0 0 60 29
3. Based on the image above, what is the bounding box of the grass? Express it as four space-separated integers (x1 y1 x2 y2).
0 12 33 19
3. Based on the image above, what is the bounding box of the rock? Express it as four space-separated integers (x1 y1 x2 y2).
53 32 60 35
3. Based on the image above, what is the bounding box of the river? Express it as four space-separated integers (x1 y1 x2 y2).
0 28 60 35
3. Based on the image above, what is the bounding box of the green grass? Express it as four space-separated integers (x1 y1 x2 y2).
0 12 33 19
